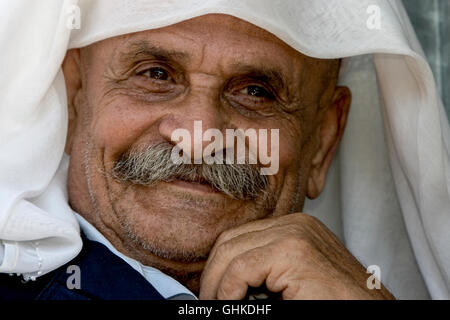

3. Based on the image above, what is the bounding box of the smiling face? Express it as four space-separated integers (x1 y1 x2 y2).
63 14 350 291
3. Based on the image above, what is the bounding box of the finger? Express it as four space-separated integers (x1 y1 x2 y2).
213 212 310 248
213 215 282 246
216 246 278 300
205 214 307 276
199 228 279 300
217 240 312 300
206 222 286 271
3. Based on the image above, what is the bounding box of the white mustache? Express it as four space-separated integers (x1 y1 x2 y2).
111 142 268 200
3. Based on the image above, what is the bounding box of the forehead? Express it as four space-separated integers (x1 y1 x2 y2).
91 14 309 70
162 13 293 47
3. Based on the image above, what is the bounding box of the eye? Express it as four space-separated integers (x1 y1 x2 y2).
138 67 171 81
239 85 274 99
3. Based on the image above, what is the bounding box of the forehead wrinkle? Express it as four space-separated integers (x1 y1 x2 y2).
117 40 191 66
179 14 288 47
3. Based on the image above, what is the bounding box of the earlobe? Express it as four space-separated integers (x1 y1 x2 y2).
62 49 82 155
306 86 351 199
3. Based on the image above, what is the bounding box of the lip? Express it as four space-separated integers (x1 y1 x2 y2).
166 180 219 194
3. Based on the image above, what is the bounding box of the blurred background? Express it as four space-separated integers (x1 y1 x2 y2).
403 0 450 122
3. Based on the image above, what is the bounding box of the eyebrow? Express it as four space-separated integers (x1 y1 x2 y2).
118 40 190 65
231 63 287 91
117 40 288 90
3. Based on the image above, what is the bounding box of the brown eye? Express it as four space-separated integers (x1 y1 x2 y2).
139 67 171 81
239 85 274 99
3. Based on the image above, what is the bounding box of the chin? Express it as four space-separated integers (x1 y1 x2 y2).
112 185 235 256
109 180 276 265
121 216 221 263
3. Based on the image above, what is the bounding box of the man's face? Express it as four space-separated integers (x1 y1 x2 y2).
64 14 346 288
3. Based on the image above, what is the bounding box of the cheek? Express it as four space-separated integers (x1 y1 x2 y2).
234 118 302 195
258 120 303 174
278 133 301 169
271 122 305 199
91 97 165 159
272 129 303 193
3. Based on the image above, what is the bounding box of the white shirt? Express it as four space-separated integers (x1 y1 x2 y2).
75 214 197 300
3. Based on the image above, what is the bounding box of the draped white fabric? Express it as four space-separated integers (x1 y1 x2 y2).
0 0 448 299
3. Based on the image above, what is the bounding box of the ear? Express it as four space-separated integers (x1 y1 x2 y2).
62 49 82 155
306 86 351 199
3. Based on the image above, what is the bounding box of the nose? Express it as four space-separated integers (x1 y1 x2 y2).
158 77 228 161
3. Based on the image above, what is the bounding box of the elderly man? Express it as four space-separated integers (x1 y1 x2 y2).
0 0 449 300
63 14 389 300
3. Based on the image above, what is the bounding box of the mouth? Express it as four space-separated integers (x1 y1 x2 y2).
167 177 219 194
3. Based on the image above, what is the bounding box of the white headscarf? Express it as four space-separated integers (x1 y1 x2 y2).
0 0 448 299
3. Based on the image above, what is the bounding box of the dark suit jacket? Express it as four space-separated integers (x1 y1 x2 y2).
0 234 164 300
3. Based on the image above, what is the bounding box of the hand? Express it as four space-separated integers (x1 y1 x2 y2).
199 213 395 300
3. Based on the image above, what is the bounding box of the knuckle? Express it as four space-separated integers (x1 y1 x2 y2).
282 281 303 300
214 242 232 261
279 235 313 253
216 229 234 245
299 213 321 225
283 224 302 236
229 256 247 274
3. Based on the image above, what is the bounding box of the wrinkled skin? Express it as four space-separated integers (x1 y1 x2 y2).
63 14 394 299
